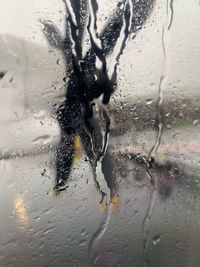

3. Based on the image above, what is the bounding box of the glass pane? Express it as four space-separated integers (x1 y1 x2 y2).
0 0 200 266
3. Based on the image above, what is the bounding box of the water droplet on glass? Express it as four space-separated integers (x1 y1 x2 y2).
146 99 154 105
79 238 86 247
193 120 199 126
32 134 52 145
152 234 161 245
166 124 171 129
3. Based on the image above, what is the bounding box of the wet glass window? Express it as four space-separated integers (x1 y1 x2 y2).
0 0 200 266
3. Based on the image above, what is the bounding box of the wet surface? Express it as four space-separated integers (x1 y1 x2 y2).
40 0 155 192
1 0 200 266
1 132 200 267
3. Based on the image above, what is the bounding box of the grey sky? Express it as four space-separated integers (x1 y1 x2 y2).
0 0 199 98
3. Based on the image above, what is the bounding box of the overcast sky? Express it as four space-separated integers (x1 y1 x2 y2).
0 0 200 99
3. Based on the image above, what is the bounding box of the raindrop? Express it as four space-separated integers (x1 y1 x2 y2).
193 120 199 126
146 99 154 105
32 135 52 145
33 110 46 119
152 234 161 245
63 77 67 83
0 71 6 79
79 238 86 247
166 124 171 129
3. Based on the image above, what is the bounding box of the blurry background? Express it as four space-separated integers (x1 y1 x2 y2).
0 0 200 266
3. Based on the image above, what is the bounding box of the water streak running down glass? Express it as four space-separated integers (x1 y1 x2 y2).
0 0 200 266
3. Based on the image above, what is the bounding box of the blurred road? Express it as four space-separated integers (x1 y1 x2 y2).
1 122 200 267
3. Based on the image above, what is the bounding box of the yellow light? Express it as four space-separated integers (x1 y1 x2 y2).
73 136 81 161
14 195 27 225
74 136 81 149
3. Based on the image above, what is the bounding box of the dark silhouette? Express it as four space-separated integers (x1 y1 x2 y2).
42 0 154 201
